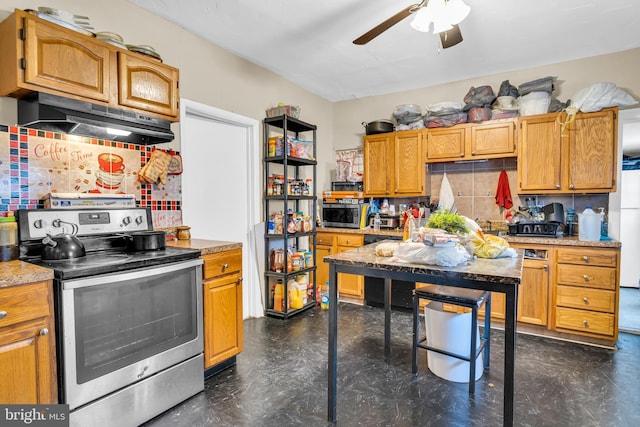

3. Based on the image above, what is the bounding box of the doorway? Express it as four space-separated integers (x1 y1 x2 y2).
612 107 640 334
180 99 263 318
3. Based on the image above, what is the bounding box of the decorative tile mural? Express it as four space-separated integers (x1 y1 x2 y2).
0 125 182 228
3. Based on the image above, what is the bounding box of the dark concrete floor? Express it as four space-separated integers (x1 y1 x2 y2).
145 303 640 427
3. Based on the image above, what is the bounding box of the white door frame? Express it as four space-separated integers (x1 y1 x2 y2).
179 98 263 318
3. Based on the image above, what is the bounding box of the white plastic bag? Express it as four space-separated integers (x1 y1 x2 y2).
570 82 637 113
394 242 470 267
437 173 456 213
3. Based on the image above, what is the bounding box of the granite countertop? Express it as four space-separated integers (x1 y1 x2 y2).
319 227 620 248
0 260 54 288
167 238 242 255
325 242 524 286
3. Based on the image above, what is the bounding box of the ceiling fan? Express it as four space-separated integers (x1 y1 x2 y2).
353 0 470 49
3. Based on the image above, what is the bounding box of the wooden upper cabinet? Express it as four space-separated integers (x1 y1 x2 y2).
118 53 179 118
0 9 180 121
469 120 516 158
425 127 465 161
363 130 425 197
393 130 424 196
425 119 516 163
567 109 617 192
363 133 392 197
518 115 562 192
518 108 617 194
23 16 113 102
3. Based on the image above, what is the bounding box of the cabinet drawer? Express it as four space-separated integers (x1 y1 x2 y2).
555 307 615 336
202 249 242 280
316 233 336 246
336 234 363 247
556 264 616 290
556 285 616 313
0 282 50 328
556 248 617 267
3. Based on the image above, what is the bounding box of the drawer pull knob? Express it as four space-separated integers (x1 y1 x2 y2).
583 320 589 327
40 328 48 336
0 311 6 319
222 263 229 271
583 297 589 304
583 256 589 262
583 275 589 281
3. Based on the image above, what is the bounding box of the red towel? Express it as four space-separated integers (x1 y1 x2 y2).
495 170 513 209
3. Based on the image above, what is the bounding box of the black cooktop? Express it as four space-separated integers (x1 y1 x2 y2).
27 246 201 280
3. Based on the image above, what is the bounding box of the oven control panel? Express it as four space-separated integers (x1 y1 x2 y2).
18 208 152 240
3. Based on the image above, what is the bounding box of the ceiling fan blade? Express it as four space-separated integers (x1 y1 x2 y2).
353 5 415 45
439 24 463 49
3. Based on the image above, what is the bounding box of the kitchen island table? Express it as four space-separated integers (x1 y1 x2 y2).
324 242 524 426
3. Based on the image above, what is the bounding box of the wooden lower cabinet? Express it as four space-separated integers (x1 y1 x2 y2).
552 247 619 340
0 281 57 404
480 244 550 326
315 232 364 299
202 249 243 369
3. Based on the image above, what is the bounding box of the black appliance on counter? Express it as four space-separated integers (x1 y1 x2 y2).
363 234 414 310
508 202 565 237
331 181 363 191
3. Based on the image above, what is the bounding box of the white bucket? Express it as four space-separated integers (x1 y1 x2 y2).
518 91 551 116
424 302 483 383
578 212 603 241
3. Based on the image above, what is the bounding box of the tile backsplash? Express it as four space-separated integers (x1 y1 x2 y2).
0 125 182 228
427 158 609 224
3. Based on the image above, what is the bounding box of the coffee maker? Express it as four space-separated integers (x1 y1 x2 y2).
542 203 565 224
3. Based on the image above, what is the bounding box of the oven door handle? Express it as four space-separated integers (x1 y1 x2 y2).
62 258 203 290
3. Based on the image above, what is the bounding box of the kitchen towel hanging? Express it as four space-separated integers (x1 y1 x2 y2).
437 173 457 213
495 170 513 209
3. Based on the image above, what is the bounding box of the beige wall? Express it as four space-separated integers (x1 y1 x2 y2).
333 48 640 156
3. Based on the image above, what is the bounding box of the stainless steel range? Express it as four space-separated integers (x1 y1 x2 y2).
17 207 204 427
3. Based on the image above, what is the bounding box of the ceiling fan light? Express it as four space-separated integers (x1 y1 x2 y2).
432 18 453 34
409 6 433 33
445 0 471 25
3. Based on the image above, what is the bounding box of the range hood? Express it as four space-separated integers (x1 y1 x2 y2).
18 92 175 145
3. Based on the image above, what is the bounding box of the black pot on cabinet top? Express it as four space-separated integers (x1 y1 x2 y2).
362 120 394 135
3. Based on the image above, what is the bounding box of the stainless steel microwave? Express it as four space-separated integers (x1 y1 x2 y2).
322 202 368 229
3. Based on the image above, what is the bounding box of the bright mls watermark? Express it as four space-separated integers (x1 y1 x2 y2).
0 405 69 426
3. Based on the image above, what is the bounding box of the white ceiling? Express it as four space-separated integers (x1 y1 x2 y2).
128 0 640 102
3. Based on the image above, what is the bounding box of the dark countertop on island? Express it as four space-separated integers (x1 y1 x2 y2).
319 227 620 249
324 242 524 286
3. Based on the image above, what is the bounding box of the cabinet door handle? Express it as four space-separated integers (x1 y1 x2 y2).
40 328 48 336
583 275 589 281
583 297 589 304
222 263 229 271
583 320 589 327
460 153 464 157
239 277 244 282
583 256 589 262
555 184 561 189
543 265 548 270
471 151 476 156
0 311 6 319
